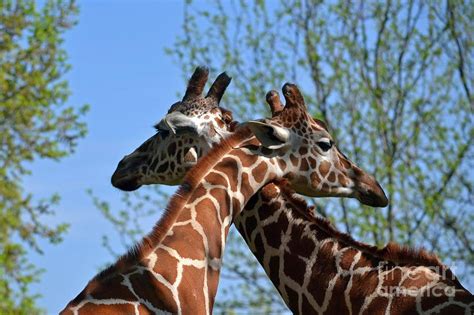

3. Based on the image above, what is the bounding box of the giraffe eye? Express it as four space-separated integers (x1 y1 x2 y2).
316 139 333 152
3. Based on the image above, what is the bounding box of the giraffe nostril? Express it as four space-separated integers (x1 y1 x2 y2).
116 158 128 170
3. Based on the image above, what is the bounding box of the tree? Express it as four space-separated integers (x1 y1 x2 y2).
98 0 473 312
0 1 87 313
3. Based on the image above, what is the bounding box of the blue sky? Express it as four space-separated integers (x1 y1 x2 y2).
26 1 192 312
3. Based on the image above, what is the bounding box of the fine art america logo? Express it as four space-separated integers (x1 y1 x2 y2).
374 261 460 297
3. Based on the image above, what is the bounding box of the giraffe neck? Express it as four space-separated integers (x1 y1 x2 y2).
235 181 473 315
62 127 285 315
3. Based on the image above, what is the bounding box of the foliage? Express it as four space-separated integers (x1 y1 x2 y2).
99 0 473 313
0 1 87 313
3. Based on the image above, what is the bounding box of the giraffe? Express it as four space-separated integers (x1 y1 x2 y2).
112 78 470 314
236 178 473 314
61 82 388 314
234 92 473 314
111 65 235 190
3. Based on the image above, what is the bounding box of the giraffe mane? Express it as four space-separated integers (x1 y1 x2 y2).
90 126 253 285
271 179 450 273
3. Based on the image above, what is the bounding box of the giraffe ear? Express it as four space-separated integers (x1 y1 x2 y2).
246 120 290 150
155 112 198 134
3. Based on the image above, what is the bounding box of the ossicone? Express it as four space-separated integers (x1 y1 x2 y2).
206 72 232 103
282 83 306 109
182 66 210 101
265 90 283 115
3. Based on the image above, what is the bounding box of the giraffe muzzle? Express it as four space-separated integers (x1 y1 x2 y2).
355 175 389 207
111 157 143 191
113 179 141 192
111 171 141 191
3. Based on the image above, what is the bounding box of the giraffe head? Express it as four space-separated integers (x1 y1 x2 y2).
246 83 388 207
111 66 234 190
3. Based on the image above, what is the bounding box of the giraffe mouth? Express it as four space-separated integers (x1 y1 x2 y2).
111 171 142 191
357 190 388 207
